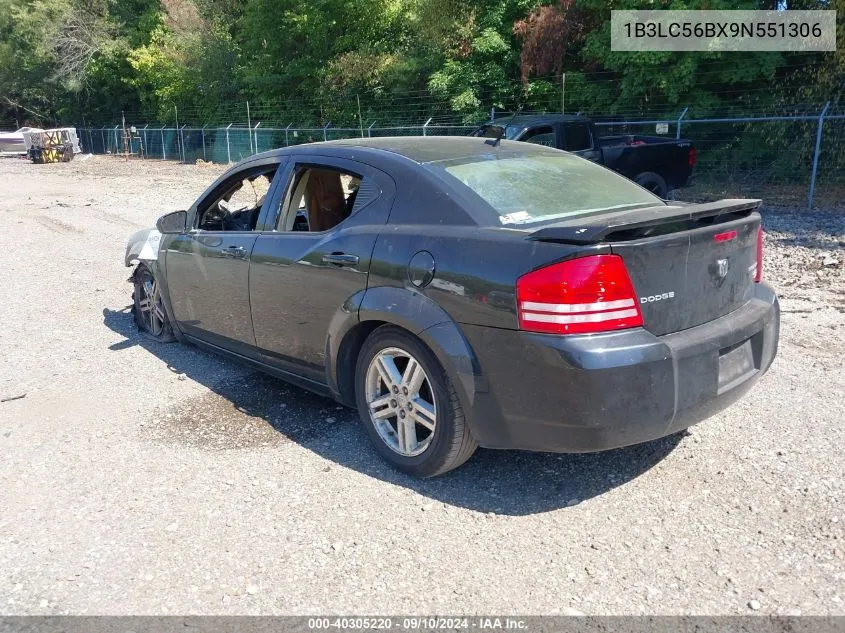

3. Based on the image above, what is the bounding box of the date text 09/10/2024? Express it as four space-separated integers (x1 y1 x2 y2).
307 617 528 630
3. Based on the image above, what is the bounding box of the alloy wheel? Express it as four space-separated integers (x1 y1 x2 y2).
137 273 167 337
364 347 437 457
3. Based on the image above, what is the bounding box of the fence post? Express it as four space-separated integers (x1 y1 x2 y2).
808 101 831 209
284 123 292 146
423 117 432 137
225 123 232 163
201 125 206 161
174 105 180 159
161 126 166 160
676 107 689 140
323 121 331 141
114 126 119 152
254 122 261 153
100 127 105 153
142 125 148 158
490 107 495 121
246 101 253 155
179 125 186 163
367 121 376 138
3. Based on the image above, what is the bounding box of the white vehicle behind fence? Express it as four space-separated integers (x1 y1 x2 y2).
0 127 42 155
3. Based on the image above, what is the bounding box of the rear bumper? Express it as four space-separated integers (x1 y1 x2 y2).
462 282 779 452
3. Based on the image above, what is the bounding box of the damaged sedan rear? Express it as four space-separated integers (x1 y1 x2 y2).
125 137 779 477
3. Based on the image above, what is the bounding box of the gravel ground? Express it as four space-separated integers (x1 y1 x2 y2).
0 155 843 616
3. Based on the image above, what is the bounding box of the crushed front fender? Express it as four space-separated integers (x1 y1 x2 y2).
125 228 162 267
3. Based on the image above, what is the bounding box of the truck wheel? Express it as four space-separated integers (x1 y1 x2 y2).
635 172 668 198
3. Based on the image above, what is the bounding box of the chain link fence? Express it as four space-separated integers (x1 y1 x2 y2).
78 122 477 163
592 105 844 209
76 105 843 209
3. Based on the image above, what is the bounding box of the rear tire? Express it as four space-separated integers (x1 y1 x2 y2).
132 264 175 342
355 326 477 477
635 171 668 198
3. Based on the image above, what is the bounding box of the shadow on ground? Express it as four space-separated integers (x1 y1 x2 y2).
771 234 845 251
104 306 684 516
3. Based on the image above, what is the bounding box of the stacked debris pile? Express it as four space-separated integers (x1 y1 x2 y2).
23 128 82 163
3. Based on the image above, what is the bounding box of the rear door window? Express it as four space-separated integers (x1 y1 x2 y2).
272 161 384 233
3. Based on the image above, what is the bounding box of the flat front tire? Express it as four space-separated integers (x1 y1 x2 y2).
132 264 175 342
355 326 477 477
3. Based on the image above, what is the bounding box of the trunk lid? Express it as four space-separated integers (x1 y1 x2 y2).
528 199 762 336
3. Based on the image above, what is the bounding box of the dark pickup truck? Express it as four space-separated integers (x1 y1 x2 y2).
472 114 696 198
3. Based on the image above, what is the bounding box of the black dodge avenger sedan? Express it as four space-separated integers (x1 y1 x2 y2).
125 137 779 477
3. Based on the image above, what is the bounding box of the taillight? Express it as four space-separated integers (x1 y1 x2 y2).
755 227 764 282
688 147 697 169
516 254 644 335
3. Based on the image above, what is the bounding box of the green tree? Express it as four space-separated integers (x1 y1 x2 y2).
574 0 783 116
424 0 529 121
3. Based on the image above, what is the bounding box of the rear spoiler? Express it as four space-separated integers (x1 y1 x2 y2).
527 199 762 245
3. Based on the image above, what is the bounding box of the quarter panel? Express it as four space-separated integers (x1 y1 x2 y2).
367 224 611 329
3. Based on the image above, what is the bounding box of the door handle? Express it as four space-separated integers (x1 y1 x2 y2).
321 253 359 266
221 245 246 258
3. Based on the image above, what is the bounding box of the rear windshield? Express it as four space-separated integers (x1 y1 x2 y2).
430 153 664 226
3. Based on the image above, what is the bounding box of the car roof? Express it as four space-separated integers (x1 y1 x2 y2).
266 136 561 164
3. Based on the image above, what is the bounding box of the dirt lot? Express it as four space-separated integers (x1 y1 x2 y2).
0 155 843 615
